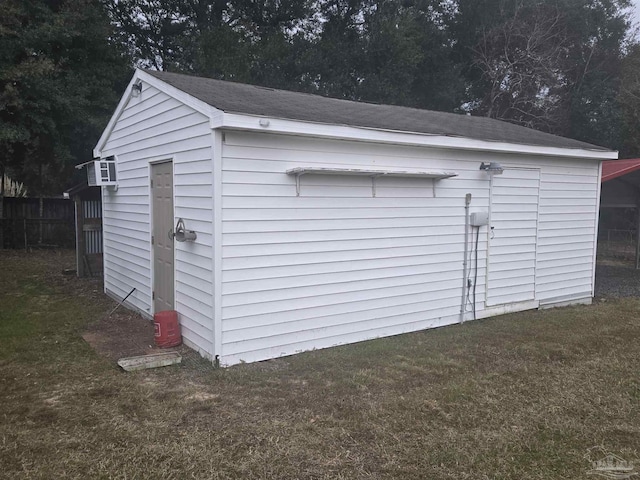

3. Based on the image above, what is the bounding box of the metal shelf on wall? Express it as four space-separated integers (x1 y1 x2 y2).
286 167 458 197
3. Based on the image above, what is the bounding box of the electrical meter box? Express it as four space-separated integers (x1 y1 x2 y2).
470 211 489 227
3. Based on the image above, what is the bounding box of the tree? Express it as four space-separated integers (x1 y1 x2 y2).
105 0 467 108
561 0 630 148
0 0 131 195
619 44 640 157
290 0 465 110
105 0 188 71
101 0 637 153
455 0 631 148
297 0 368 99
105 0 314 89
357 0 464 110
464 2 567 131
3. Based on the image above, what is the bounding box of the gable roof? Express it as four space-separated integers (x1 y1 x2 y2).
602 158 640 182
146 70 610 152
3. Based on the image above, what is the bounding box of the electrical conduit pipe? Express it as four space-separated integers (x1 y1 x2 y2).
460 193 471 323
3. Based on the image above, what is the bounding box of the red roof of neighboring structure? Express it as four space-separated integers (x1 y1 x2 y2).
602 158 640 182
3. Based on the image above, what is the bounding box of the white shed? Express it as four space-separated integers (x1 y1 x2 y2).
93 69 617 366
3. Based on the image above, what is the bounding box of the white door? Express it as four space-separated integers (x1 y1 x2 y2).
152 161 174 313
486 168 540 307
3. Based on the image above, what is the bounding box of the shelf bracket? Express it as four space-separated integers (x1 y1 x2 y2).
295 172 302 196
371 174 382 197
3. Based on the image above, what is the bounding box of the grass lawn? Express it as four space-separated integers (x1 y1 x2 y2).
1 250 639 479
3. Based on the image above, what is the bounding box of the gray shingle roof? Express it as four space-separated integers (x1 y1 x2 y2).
146 70 610 152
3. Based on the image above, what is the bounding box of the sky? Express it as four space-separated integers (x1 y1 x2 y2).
632 0 640 34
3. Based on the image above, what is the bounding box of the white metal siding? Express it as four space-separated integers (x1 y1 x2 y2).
219 132 600 365
100 87 601 366
101 85 214 357
487 168 540 306
536 166 600 302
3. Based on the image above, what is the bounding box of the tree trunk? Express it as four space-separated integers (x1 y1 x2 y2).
39 196 43 245
39 163 43 244
0 164 4 250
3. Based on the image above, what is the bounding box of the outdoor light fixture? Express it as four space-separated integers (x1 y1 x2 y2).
172 218 197 242
131 81 143 97
479 162 504 175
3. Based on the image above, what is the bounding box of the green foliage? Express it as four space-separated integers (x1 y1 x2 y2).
106 0 313 86
619 44 640 157
453 0 631 147
561 0 630 148
2 175 28 197
0 0 131 195
104 0 637 152
307 0 465 110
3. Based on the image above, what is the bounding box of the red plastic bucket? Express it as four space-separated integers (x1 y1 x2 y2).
154 310 182 348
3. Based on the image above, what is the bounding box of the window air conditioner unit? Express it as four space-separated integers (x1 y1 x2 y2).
87 156 117 186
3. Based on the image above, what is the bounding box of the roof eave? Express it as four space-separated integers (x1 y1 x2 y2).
97 71 617 161
93 69 223 158
215 112 618 160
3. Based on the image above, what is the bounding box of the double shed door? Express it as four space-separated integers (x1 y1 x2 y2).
486 167 540 307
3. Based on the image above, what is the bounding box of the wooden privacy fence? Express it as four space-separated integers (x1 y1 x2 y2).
0 197 75 249
70 187 103 277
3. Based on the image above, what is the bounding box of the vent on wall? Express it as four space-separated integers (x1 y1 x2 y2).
87 156 117 186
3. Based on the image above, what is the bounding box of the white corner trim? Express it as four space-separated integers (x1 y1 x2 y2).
93 69 223 158
93 74 140 158
591 160 603 297
218 113 617 160
212 130 223 361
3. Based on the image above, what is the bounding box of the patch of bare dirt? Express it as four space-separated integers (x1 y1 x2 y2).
82 310 162 361
82 308 201 367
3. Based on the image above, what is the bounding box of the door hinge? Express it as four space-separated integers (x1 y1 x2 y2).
150 179 154 187
152 291 155 300
151 235 154 245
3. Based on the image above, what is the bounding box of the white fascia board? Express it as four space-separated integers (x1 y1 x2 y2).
218 112 618 160
93 73 139 158
93 69 223 158
591 160 603 298
134 70 223 123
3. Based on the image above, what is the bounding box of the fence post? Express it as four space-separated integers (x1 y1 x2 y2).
636 205 640 269
23 218 27 250
39 196 43 245
75 196 85 277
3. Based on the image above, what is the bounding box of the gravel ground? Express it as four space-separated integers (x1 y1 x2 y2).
595 260 640 298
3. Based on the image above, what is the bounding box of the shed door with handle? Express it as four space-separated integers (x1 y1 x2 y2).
152 161 174 313
486 168 540 307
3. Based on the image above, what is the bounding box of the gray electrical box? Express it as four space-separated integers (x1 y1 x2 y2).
470 211 489 227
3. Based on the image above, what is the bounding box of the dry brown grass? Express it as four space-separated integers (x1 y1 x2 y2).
1 250 639 479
